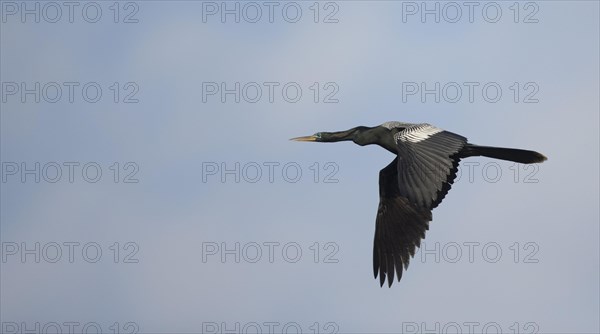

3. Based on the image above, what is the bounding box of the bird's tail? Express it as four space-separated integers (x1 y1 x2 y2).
461 144 547 164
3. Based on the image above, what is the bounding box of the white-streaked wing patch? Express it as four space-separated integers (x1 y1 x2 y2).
396 124 443 143
381 121 411 130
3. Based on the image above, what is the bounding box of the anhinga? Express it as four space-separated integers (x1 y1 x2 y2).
291 122 547 287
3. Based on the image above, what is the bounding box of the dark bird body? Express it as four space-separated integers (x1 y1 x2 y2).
292 122 547 287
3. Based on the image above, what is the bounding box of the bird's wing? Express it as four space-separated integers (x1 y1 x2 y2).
394 123 467 209
374 158 433 287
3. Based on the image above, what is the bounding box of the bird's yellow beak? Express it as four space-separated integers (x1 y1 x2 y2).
290 135 318 142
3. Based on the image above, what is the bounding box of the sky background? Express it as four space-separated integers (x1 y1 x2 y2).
1 1 599 333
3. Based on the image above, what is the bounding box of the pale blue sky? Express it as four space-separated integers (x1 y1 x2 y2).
1 1 599 333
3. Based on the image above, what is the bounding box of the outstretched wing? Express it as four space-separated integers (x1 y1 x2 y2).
394 123 467 209
374 158 432 287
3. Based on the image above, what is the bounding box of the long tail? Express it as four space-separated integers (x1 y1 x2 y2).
460 144 547 164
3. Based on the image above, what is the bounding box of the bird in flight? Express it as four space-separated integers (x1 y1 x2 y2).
291 122 547 287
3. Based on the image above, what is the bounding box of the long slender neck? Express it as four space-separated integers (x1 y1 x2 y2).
323 127 397 154
321 128 360 142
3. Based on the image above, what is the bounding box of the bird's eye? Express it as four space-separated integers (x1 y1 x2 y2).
315 132 322 139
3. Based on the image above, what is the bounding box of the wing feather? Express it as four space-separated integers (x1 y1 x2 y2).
373 123 468 286
395 124 467 209
373 158 432 287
